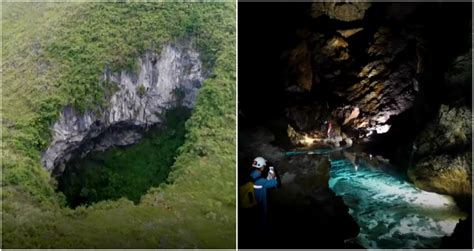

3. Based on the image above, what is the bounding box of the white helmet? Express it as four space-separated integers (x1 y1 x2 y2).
252 157 267 169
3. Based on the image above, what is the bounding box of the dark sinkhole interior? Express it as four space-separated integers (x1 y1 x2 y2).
238 2 471 249
57 107 191 208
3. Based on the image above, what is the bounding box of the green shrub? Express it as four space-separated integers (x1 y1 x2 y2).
58 107 191 207
136 84 146 98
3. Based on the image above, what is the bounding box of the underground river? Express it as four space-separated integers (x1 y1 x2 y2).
328 154 467 248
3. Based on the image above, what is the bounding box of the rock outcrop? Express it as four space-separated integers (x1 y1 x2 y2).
408 152 471 197
311 2 371 22
414 105 471 156
42 44 204 174
283 25 420 139
408 105 472 197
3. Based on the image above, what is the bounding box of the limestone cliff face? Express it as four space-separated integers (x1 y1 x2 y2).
42 44 204 174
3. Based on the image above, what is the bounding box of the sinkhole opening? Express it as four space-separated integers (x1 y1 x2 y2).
56 107 191 208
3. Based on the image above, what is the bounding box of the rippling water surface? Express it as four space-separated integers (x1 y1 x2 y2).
328 157 467 248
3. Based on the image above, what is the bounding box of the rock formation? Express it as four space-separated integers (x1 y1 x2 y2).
282 18 422 141
281 3 471 159
311 2 371 22
42 44 204 175
408 105 472 197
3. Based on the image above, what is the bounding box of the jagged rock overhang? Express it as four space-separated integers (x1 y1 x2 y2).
42 43 205 175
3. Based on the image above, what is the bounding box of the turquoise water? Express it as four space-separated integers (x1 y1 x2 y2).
328 156 467 249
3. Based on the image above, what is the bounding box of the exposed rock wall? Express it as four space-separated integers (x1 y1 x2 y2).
283 20 421 140
282 3 471 152
414 105 471 156
408 105 472 197
42 44 204 174
408 153 471 197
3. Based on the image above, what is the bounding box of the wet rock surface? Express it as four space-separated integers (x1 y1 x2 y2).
42 44 204 175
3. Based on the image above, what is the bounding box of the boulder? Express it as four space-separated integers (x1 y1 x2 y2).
408 105 472 197
408 152 472 197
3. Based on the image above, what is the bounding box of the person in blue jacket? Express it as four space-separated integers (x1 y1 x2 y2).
250 156 279 223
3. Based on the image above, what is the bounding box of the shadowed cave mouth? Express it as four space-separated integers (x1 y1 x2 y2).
56 107 191 208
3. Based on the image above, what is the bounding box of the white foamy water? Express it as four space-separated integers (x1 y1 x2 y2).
328 157 467 249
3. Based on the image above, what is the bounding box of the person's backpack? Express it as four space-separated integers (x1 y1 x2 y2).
239 181 257 208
